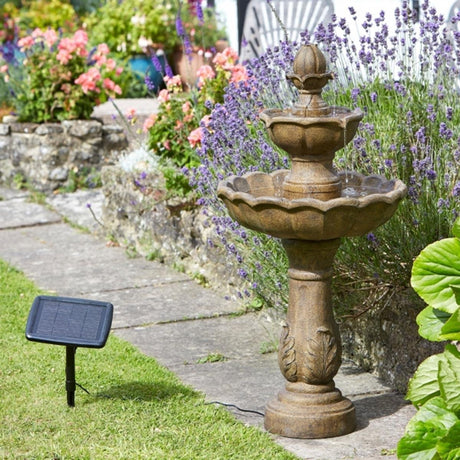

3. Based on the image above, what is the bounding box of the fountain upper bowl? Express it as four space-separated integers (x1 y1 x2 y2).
217 170 407 241
260 107 364 157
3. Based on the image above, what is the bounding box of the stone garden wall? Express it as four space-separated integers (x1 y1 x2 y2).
101 165 242 294
0 119 128 192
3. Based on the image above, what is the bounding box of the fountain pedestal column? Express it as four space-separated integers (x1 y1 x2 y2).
264 239 356 438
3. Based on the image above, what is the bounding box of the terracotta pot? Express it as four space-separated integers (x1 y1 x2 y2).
172 49 208 88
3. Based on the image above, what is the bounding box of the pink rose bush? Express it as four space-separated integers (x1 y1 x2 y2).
146 47 248 154
143 47 249 195
1 28 123 122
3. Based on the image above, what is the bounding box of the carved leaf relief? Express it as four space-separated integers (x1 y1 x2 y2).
303 327 341 384
278 324 297 382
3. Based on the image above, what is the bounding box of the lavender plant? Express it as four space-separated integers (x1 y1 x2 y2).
191 42 297 308
192 1 459 314
313 1 460 290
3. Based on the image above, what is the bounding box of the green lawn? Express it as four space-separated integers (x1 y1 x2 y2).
0 260 297 459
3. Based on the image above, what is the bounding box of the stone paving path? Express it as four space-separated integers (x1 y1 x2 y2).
0 186 415 459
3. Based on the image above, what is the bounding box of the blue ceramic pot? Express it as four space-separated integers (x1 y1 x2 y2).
129 54 167 91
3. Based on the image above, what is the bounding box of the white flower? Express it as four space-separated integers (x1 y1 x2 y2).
118 146 159 173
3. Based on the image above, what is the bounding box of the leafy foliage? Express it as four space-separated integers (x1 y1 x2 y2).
191 1 460 314
0 28 124 122
397 217 460 460
145 47 248 195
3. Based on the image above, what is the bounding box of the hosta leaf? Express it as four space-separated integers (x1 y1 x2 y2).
439 307 460 342
452 218 460 239
436 421 460 460
398 398 458 460
452 286 460 306
407 397 457 428
411 238 460 314
438 344 460 414
417 306 452 342
406 354 443 407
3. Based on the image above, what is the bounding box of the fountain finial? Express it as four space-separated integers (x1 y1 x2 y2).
287 44 333 117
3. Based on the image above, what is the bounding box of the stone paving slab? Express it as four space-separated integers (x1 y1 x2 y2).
114 313 279 365
0 197 61 229
0 186 29 201
91 282 240 329
174 356 413 460
46 190 104 234
0 223 189 297
176 356 412 459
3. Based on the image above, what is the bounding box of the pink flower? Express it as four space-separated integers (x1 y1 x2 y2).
0 64 8 73
18 36 34 51
213 47 239 70
230 64 248 83
97 43 110 55
103 78 122 95
57 48 72 65
43 29 58 47
158 89 170 103
143 113 157 132
58 37 76 53
164 74 182 89
75 68 101 94
223 47 239 62
87 67 101 81
73 30 88 48
196 65 215 87
94 54 107 66
188 127 203 147
126 108 136 118
212 52 228 69
116 67 124 76
105 58 116 71
31 28 43 39
182 101 192 114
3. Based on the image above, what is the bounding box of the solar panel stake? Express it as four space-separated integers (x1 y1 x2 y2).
66 346 77 407
26 295 113 407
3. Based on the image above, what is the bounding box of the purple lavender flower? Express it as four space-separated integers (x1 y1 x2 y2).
151 54 164 73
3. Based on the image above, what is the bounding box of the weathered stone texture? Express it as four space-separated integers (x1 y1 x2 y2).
101 165 242 295
0 119 129 191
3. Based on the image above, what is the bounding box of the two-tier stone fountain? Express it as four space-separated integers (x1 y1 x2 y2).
218 44 407 439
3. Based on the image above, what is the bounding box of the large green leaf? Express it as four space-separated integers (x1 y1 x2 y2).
407 397 458 428
417 306 452 341
452 286 460 306
406 354 443 406
411 238 460 314
397 398 459 460
452 218 460 239
436 421 460 460
439 307 460 342
438 344 460 415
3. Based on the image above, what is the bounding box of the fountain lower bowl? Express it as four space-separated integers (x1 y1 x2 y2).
217 170 407 240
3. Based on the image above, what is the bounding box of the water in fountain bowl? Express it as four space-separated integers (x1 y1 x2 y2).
217 170 407 241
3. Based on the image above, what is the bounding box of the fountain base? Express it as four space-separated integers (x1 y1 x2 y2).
264 382 355 438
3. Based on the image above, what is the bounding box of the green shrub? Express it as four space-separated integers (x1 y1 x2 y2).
397 217 460 459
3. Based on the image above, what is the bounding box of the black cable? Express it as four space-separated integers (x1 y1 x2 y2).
76 382 90 394
205 401 264 416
